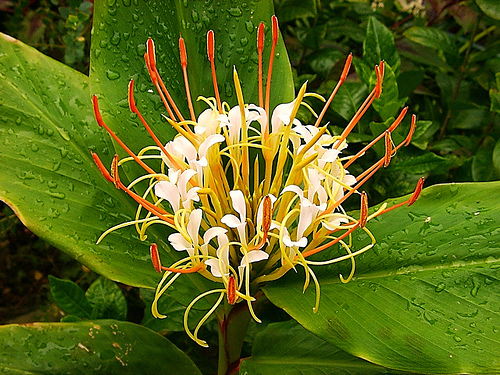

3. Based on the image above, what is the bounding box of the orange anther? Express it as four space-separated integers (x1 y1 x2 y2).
257 22 265 52
258 22 265 108
383 131 393 168
227 275 236 305
147 38 156 73
340 53 353 83
271 15 278 44
404 114 417 146
207 30 214 62
92 95 104 128
110 154 120 189
408 178 424 206
179 35 187 68
91 152 113 183
359 192 368 228
128 80 137 113
150 243 162 273
388 107 408 132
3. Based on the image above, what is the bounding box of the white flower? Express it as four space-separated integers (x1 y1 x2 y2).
154 169 200 211
221 190 248 244
167 209 203 257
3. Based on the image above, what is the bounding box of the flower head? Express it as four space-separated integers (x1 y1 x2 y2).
92 15 423 347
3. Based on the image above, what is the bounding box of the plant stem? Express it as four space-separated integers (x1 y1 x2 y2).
217 303 252 375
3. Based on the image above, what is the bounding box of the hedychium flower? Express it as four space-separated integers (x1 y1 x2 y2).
91 16 424 347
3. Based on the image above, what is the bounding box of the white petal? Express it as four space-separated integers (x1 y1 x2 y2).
221 214 241 228
281 184 304 199
168 233 190 251
203 227 228 244
154 181 180 212
242 250 269 265
344 174 357 186
187 209 202 247
205 259 224 278
229 190 246 221
198 134 224 158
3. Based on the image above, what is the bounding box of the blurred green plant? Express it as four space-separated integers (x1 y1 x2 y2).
277 0 500 204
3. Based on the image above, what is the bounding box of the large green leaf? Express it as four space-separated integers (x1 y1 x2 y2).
0 320 202 374
90 0 294 160
265 182 500 374
0 33 162 288
240 320 412 374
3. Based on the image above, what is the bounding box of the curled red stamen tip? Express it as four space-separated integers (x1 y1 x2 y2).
207 30 214 62
257 22 265 51
179 36 187 67
227 275 237 305
359 192 368 228
91 152 113 183
150 243 162 273
408 178 424 206
271 15 278 43
128 80 137 113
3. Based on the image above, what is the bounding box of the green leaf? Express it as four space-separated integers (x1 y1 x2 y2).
390 152 450 174
363 17 400 77
475 0 500 20
90 0 294 163
140 288 209 333
0 320 202 374
493 138 500 175
49 275 92 319
86 276 127 320
404 27 456 57
307 49 344 79
265 182 500 374
322 81 369 122
490 89 500 114
410 120 439 150
0 33 162 288
472 136 500 182
240 320 412 374
276 0 318 23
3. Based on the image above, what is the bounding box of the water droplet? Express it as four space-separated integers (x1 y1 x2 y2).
106 70 121 80
191 10 199 22
435 282 446 292
240 37 248 46
453 335 462 342
122 0 131 6
245 20 254 33
227 7 242 17
110 32 121 46
47 191 66 199
470 278 480 297
31 143 39 152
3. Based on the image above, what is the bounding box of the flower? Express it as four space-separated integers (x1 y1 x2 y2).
91 16 423 347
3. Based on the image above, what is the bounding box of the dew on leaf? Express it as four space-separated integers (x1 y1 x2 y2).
435 282 446 292
227 7 242 17
106 70 121 80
